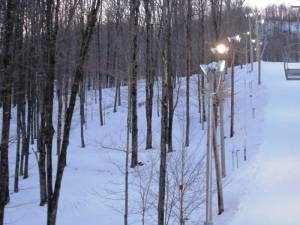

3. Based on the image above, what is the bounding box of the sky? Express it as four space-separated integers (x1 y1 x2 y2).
245 0 300 8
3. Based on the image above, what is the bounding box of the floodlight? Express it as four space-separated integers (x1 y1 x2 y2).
235 35 241 42
215 44 229 55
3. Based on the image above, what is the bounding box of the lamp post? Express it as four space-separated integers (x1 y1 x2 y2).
202 44 228 225
256 16 264 85
227 35 241 138
245 32 250 70
247 13 254 72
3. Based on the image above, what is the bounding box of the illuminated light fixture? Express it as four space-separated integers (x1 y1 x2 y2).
246 31 250 35
211 43 229 55
215 43 229 55
251 39 256 43
228 35 241 43
260 19 265 24
235 35 241 42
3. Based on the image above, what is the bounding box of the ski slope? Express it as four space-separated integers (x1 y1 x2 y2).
4 62 287 225
220 62 300 225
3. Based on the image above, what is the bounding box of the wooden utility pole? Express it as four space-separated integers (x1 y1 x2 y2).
248 14 254 72
201 58 227 225
204 69 214 225
256 16 262 85
230 46 236 138
245 32 249 67
219 74 226 178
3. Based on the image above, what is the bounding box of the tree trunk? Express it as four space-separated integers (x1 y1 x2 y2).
24 73 32 179
157 1 170 224
167 1 173 152
80 79 86 148
0 0 15 223
144 0 153 150
98 73 104 126
113 78 119 113
185 0 192 147
20 100 26 176
57 78 63 155
44 0 61 218
14 105 21 193
96 10 104 126
130 0 140 168
38 105 47 206
46 2 101 224
14 3 25 192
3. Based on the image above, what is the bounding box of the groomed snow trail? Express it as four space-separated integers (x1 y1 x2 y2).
228 62 300 225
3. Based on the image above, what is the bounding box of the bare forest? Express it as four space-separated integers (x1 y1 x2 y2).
0 1 297 225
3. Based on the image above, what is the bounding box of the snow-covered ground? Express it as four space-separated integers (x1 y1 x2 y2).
217 62 300 225
4 62 281 225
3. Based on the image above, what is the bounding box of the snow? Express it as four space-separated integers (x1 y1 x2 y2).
217 62 300 225
5 61 297 225
284 62 300 69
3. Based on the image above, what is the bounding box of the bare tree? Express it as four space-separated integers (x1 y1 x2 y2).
144 0 154 150
185 0 192 147
46 1 101 224
158 0 171 224
129 0 140 168
0 0 15 223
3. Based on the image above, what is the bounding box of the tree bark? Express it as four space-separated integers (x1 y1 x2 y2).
185 0 192 147
130 0 140 168
157 0 171 224
13 2 25 193
46 2 101 224
167 0 173 152
57 76 63 155
0 0 15 223
144 0 154 150
97 4 104 126
80 79 86 148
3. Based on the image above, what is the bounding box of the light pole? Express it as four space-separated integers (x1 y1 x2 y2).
247 13 254 72
201 43 228 225
227 35 241 138
245 32 249 68
256 16 264 85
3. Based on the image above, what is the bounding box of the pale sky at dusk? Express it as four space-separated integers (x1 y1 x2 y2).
245 0 300 8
